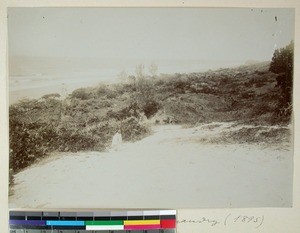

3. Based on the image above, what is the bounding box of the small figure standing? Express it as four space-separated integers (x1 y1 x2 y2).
110 129 122 151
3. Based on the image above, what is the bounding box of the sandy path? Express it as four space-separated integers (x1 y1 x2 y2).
9 123 293 209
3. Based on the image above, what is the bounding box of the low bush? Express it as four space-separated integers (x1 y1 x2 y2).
71 88 94 100
121 116 150 142
142 100 160 118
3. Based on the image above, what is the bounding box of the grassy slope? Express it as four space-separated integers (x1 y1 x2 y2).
151 61 287 125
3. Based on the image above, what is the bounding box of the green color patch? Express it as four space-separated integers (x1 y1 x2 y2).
85 220 124 226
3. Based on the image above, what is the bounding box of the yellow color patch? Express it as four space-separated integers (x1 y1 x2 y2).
124 220 160 225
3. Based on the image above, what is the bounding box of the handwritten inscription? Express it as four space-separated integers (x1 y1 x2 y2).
178 213 264 229
178 217 220 226
225 214 264 228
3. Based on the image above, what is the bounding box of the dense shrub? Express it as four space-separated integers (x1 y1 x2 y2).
71 88 94 100
269 41 293 119
9 87 151 181
9 121 50 173
107 102 141 120
251 102 275 117
173 79 188 93
54 127 99 152
95 84 109 97
9 119 101 174
142 100 160 118
121 116 150 142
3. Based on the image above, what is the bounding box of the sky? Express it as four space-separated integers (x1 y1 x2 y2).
8 7 295 74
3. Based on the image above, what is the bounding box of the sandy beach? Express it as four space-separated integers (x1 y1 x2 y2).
9 123 293 209
9 73 116 105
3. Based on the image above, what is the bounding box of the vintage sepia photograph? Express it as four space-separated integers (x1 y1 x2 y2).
8 7 294 209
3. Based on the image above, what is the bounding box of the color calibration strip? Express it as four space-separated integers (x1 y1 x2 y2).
9 210 176 232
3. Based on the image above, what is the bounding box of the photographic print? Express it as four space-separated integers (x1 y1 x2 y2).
8 7 294 209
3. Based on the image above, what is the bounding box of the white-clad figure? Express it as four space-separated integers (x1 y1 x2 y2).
111 130 122 151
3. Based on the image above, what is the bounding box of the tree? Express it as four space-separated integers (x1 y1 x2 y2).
269 41 294 117
135 64 145 79
149 62 158 77
270 41 293 76
118 69 128 82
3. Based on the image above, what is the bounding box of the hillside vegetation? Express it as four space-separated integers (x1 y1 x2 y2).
9 42 293 185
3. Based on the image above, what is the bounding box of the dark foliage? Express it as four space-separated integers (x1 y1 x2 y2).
121 116 150 142
142 100 160 118
269 41 293 118
71 88 94 100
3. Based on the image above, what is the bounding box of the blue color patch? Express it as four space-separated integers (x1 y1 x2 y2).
46 220 85 226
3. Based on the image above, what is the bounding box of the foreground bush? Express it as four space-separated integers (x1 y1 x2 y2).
9 96 151 178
